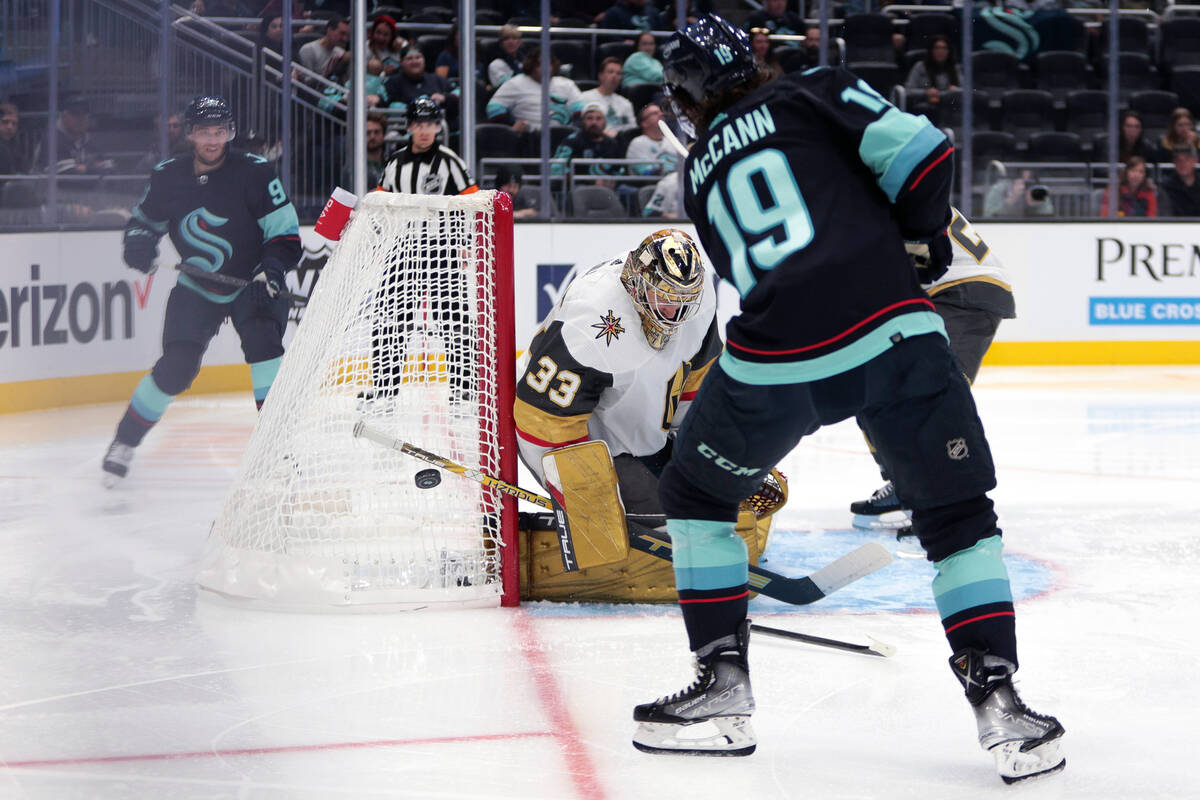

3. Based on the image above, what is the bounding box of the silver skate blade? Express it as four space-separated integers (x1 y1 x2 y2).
993 734 1066 784
633 717 756 757
101 472 123 489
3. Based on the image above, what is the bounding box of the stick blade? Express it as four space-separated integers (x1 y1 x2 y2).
808 540 893 596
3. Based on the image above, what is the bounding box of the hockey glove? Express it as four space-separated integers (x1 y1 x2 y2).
905 232 952 285
249 260 287 309
122 226 159 274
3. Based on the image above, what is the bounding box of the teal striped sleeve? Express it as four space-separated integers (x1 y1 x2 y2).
859 109 948 202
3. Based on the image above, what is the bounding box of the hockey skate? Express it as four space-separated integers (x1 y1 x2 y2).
850 481 911 530
101 438 136 488
632 620 756 757
950 648 1066 784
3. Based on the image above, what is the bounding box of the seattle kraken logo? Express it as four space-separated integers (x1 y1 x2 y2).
180 208 233 273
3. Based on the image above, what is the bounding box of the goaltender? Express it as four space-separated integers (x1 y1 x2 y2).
514 229 784 602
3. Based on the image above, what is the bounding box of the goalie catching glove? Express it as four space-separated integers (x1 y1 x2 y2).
905 231 952 285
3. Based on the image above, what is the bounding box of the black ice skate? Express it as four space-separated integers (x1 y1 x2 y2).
850 481 911 530
632 620 756 757
950 648 1066 784
102 438 136 488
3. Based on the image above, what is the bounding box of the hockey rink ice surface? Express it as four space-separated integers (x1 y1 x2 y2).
1 365 1198 799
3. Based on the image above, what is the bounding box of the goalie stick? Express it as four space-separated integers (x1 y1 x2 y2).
175 262 309 305
353 420 893 608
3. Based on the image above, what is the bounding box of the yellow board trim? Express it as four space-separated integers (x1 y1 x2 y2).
984 341 1200 366
1 364 252 414
5 341 1199 414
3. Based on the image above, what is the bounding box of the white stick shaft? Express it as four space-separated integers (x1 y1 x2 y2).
657 119 689 158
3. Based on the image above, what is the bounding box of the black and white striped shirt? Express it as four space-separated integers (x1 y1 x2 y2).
378 144 477 196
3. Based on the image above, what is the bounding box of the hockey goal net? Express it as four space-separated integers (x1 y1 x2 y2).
197 190 518 609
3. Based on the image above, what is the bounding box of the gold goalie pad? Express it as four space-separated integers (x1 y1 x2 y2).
541 441 630 571
520 470 787 603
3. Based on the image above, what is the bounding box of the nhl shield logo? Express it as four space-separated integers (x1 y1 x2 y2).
946 438 969 461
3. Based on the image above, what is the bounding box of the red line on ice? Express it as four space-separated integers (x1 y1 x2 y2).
514 610 607 800
1 731 554 769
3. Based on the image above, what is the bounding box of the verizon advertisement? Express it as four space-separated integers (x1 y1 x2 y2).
3 221 1199 406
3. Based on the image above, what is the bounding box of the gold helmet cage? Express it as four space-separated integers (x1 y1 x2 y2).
621 229 705 350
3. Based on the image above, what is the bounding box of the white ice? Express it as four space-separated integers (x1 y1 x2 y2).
2 365 1198 799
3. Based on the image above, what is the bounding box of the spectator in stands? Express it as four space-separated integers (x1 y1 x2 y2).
552 102 623 188
384 46 457 124
744 0 804 38
983 168 1056 217
622 32 664 89
625 103 678 176
749 28 783 79
1117 110 1158 165
340 111 389 190
642 168 681 217
1 102 27 178
34 95 113 174
487 48 581 134
796 25 836 70
601 0 662 32
577 58 636 135
136 111 187 173
256 0 306 23
258 13 283 55
1159 144 1200 218
905 35 959 121
298 16 350 79
435 23 460 83
495 165 538 218
367 15 402 76
1102 156 1157 218
487 25 525 90
1160 107 1200 155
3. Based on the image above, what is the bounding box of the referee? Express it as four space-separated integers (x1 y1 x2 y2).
370 97 479 404
379 96 476 194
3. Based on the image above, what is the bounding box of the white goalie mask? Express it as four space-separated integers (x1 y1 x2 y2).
621 229 705 350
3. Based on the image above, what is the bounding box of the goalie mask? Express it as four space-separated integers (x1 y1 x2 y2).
621 229 705 350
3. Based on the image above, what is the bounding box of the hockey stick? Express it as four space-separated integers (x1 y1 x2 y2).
658 119 690 159
519 511 893 657
354 420 893 607
749 623 895 658
175 262 309 305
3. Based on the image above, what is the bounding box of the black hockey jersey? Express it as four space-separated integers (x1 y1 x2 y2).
682 66 954 384
128 149 301 301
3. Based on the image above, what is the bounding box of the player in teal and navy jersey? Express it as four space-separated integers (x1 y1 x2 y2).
630 15 1065 785
102 95 300 486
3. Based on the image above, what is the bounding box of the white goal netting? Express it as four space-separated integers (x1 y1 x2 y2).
197 190 516 610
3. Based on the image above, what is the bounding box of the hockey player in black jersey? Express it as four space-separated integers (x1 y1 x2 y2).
632 15 1065 783
102 96 300 486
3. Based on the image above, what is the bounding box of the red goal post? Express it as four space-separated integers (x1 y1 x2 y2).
197 190 518 610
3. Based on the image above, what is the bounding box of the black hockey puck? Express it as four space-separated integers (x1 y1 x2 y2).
414 468 442 489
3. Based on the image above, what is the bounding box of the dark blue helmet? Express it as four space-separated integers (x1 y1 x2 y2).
661 14 758 107
406 95 444 125
184 95 235 138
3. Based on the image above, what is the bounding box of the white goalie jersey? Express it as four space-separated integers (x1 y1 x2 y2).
514 255 721 483
926 207 1012 294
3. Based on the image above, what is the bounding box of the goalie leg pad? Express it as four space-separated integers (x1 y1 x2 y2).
542 441 630 571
